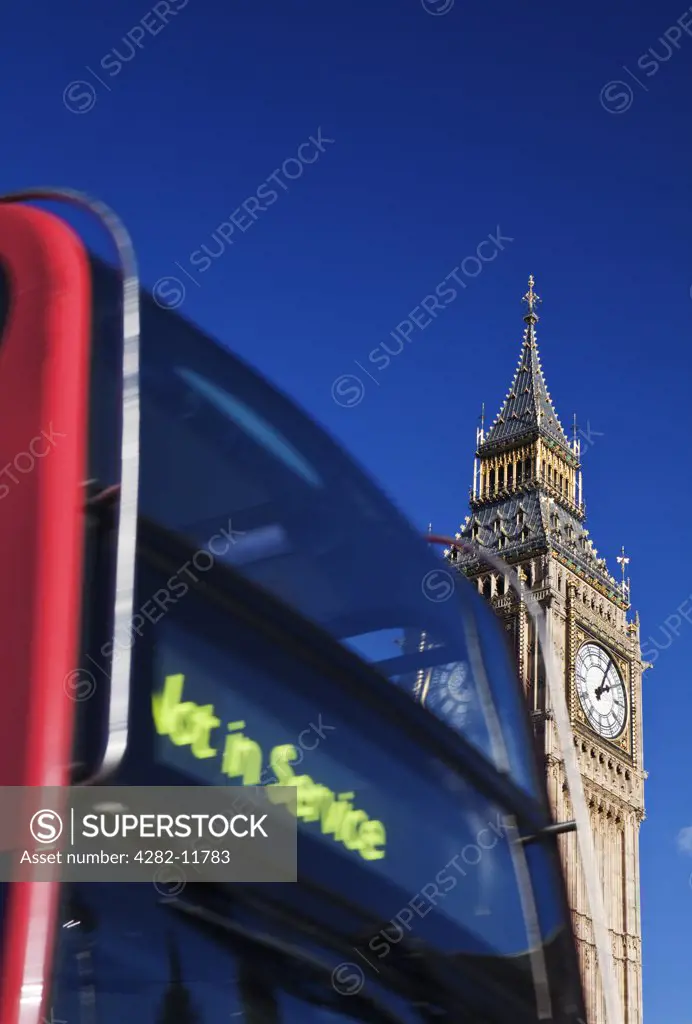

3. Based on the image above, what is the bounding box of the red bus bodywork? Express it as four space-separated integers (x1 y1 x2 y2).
0 205 91 1024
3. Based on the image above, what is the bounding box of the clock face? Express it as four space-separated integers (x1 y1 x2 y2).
575 643 627 739
422 660 473 732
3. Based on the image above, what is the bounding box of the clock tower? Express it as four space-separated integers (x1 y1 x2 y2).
446 278 645 1024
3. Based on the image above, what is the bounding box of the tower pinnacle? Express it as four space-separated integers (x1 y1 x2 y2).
522 274 542 324
616 545 630 581
616 545 631 600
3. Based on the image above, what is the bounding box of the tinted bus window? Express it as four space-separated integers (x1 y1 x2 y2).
88 261 539 797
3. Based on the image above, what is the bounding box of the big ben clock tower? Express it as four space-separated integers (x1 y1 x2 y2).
446 278 645 1024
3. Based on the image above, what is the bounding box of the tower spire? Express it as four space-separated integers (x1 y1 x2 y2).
481 276 569 452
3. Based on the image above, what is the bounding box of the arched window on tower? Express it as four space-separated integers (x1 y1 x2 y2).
489 469 495 493
516 460 523 484
507 463 514 487
525 564 533 587
498 466 505 489
525 456 532 479
483 576 492 599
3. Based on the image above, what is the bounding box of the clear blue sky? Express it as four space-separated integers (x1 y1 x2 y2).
3 0 692 1016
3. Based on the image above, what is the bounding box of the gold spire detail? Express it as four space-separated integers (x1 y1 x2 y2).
522 274 541 324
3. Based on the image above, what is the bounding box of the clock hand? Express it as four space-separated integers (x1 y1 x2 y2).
594 664 611 701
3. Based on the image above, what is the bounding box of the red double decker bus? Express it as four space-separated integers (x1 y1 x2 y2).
0 193 589 1024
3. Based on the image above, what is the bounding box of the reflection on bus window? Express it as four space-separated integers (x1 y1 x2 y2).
175 365 323 489
52 883 422 1024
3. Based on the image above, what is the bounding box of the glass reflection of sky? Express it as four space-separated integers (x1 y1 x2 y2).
342 627 406 665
